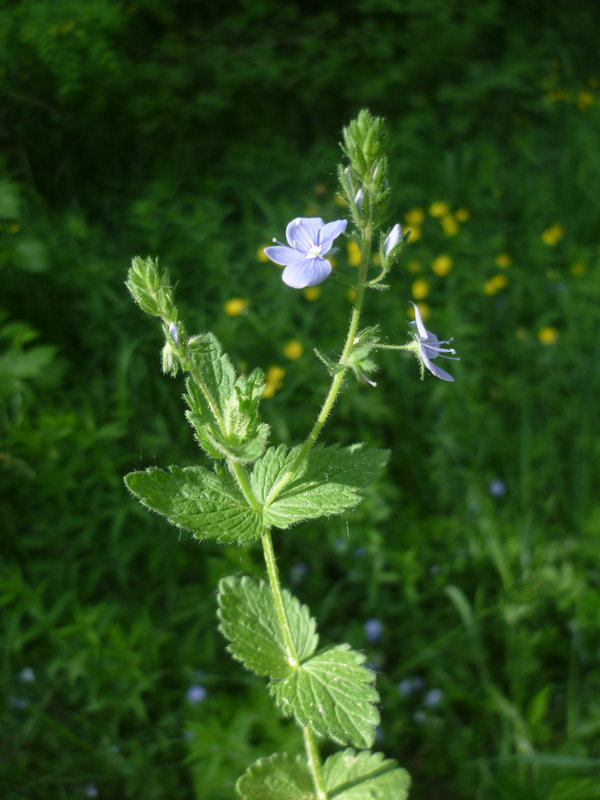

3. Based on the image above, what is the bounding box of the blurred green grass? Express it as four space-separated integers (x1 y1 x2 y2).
1 1 599 798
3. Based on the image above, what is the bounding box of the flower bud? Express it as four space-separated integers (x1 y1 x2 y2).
384 223 402 256
354 188 364 214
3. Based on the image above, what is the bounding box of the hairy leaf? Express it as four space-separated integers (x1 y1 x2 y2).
323 748 410 799
236 753 313 800
252 443 389 529
218 576 318 678
269 644 379 748
124 465 262 545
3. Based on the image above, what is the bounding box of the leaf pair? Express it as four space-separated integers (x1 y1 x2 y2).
124 443 389 545
218 576 379 749
237 749 410 800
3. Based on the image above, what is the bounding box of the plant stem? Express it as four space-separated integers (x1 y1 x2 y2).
303 726 328 800
262 224 374 509
261 529 298 666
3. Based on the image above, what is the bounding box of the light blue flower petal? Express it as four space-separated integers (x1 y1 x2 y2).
317 219 348 253
264 245 300 266
282 256 332 289
286 217 324 252
420 345 454 381
409 301 429 340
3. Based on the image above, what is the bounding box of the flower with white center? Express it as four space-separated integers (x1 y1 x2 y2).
384 223 402 256
409 302 459 382
264 217 347 289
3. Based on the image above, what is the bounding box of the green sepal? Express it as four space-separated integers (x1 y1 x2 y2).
323 748 411 799
124 465 262 545
184 333 269 463
236 753 313 800
251 443 389 530
269 643 380 748
341 325 381 384
314 346 344 377
217 576 318 678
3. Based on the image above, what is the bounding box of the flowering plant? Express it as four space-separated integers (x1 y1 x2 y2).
124 110 458 799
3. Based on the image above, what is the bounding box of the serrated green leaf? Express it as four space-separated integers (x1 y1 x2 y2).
185 335 269 463
252 443 389 529
236 753 313 800
323 748 410 799
218 576 318 678
124 466 262 545
269 644 379 748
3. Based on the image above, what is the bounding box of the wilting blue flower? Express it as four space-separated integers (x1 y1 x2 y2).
264 217 347 289
384 224 402 256
364 618 383 643
186 684 207 703
410 302 459 382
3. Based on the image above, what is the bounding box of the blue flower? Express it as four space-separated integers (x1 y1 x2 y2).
264 217 347 289
186 684 207 703
384 224 402 256
364 618 383 642
410 302 459 382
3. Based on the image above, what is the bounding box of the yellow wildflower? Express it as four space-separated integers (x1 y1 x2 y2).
405 207 425 226
347 240 361 267
407 260 421 273
411 279 430 300
494 252 512 268
483 274 508 295
441 215 459 236
541 224 564 246
538 327 559 345
303 286 321 301
429 201 449 218
256 246 269 262
431 254 453 276
263 365 285 398
8 222 20 233
455 208 470 222
408 226 422 242
224 298 248 316
347 288 357 303
283 340 303 360
577 90 594 112
313 182 327 196
570 262 585 276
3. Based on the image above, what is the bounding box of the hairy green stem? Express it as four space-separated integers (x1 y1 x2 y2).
303 726 328 800
262 223 374 509
261 529 298 666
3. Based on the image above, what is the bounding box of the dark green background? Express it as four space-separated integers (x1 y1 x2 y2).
2 1 599 798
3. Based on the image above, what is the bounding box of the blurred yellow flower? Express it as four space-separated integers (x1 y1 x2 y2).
411 279 430 300
547 89 568 103
455 208 470 222
494 252 512 268
373 252 382 265
313 182 327 196
577 90 594 112
405 207 425 226
541 224 564 246
8 222 20 233
408 226 422 242
347 240 361 266
224 298 248 316
483 274 508 295
429 201 449 218
347 288 357 302
263 365 286 398
407 260 421 273
283 340 303 360
441 215 459 236
570 262 585 276
515 328 528 340
303 286 321 301
410 302 430 321
257 246 269 262
431 254 453 276
334 194 347 207
538 327 559 345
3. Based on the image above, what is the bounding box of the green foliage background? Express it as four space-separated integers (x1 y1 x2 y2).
1 1 599 798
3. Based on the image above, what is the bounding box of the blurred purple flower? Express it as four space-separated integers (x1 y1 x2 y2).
410 302 459 382
18 667 35 683
364 618 383 643
264 217 347 289
84 784 99 798
489 479 506 498
290 562 309 584
186 684 207 704
424 687 443 707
